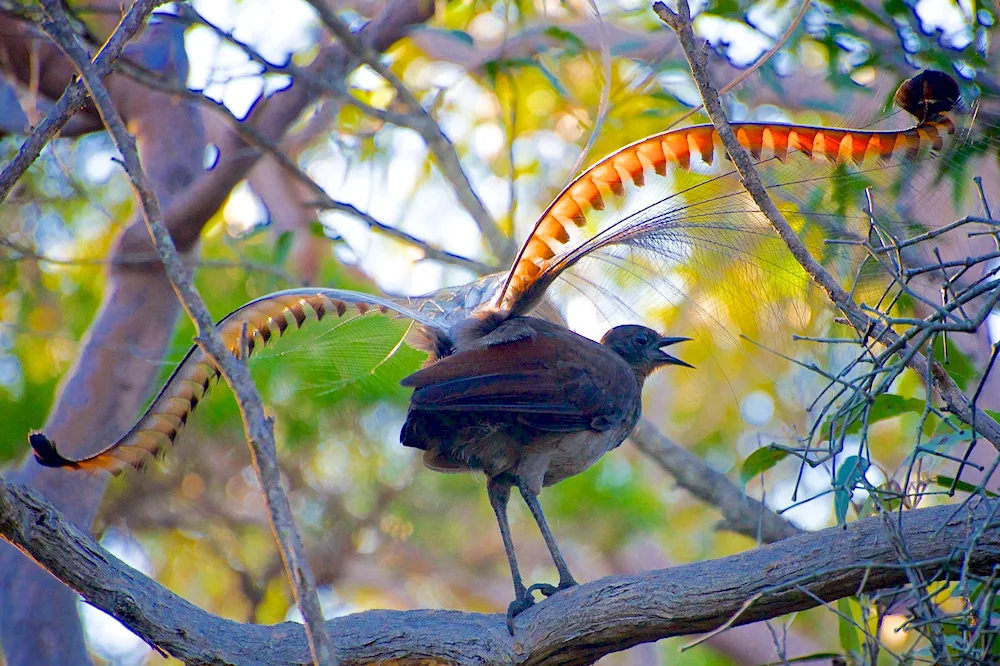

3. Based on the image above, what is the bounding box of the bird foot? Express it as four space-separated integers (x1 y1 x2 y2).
506 594 535 634
506 580 578 634
526 578 577 598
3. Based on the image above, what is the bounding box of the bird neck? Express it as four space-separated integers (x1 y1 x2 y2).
630 364 655 388
631 360 673 387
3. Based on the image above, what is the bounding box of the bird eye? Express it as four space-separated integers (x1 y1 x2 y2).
635 331 651 346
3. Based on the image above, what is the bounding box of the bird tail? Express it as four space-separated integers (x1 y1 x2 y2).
29 289 439 474
494 70 961 319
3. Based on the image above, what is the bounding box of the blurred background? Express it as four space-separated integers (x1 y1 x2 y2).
1 0 999 664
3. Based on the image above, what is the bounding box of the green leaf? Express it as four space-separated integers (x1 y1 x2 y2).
865 394 926 424
739 445 789 486
824 394 926 436
532 62 569 97
857 492 876 520
436 28 474 46
931 475 999 498
837 597 863 657
309 220 330 238
835 456 870 525
273 231 294 266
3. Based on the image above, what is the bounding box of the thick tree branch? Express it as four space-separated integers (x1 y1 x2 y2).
1 475 997 665
630 419 800 544
653 1 1000 452
37 3 338 664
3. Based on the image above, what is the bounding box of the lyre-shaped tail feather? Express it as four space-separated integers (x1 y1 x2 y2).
30 289 441 474
496 71 960 319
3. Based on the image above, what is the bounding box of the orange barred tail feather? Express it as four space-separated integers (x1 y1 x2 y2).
494 70 961 318
28 288 442 475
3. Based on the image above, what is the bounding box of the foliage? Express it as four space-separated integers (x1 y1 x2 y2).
2 0 999 664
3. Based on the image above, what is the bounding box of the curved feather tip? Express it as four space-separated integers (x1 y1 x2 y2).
29 431 74 469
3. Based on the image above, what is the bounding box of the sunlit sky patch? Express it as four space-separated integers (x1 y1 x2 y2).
80 530 153 665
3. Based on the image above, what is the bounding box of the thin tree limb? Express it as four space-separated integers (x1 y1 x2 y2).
0 0 163 201
112 0 434 258
302 0 513 264
36 3 337 664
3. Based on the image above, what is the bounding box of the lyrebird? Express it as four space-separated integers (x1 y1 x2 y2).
30 70 961 630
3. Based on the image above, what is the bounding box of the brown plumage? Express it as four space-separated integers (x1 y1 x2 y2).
399 316 690 629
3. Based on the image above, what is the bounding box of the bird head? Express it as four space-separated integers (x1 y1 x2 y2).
600 325 692 381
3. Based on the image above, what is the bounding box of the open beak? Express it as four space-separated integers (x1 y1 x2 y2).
655 336 694 368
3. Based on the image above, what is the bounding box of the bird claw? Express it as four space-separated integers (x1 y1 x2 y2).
526 579 577 598
506 594 535 634
526 582 558 597
507 580 579 633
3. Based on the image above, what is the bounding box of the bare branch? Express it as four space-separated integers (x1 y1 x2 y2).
630 419 801 544
302 0 514 263
36 3 337 663
0 0 161 201
114 0 434 257
318 199 495 274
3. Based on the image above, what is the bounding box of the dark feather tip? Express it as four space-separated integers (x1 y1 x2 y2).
29 431 73 468
894 70 960 122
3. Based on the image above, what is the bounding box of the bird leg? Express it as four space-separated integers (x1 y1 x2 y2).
516 478 578 597
487 475 533 633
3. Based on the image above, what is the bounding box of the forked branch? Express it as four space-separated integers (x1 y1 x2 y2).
653 0 1000 452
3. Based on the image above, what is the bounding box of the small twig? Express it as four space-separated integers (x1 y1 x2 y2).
680 592 764 651
302 0 514 263
316 200 494 274
652 0 1000 453
36 3 338 665
0 0 160 202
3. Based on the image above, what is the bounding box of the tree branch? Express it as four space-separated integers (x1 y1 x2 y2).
630 418 801 544
0 0 161 201
112 0 434 257
302 0 514 264
2 475 997 665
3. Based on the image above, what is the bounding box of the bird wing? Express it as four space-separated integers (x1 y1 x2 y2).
402 319 637 432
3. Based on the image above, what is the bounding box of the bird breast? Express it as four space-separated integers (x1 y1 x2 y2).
539 400 641 488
